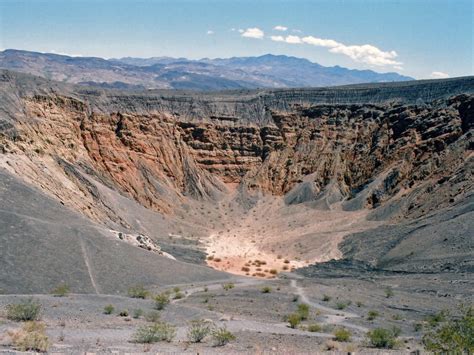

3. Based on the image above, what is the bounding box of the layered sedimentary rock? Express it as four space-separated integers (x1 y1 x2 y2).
0 70 472 283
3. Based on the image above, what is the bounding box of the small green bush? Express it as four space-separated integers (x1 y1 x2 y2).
128 285 149 299
287 313 302 328
292 295 299 302
119 310 129 317
154 293 170 310
333 328 351 342
211 326 235 346
261 286 272 293
6 299 42 321
173 292 184 300
144 311 161 323
384 287 394 298
132 322 176 343
297 303 310 320
222 283 235 291
133 309 143 319
9 321 50 352
173 286 181 293
51 284 70 297
366 327 400 349
367 310 379 320
422 305 473 353
425 311 447 328
103 304 114 315
356 301 363 307
322 294 331 302
187 319 212 343
307 323 322 332
336 302 347 310
413 322 423 332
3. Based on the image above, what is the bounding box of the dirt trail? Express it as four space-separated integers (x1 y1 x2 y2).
288 278 368 332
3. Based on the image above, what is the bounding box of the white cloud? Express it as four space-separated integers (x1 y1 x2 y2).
241 27 264 39
273 25 288 31
292 29 302 33
238 29 244 33
430 71 449 79
206 30 214 35
285 35 302 44
50 49 82 57
301 36 340 48
267 33 402 68
394 65 403 71
270 35 285 42
270 35 302 44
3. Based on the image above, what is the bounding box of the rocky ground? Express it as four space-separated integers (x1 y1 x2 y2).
2 269 470 354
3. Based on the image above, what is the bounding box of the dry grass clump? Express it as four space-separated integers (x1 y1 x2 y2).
211 326 235 346
241 266 250 272
9 321 50 352
128 285 149 299
6 299 42 321
132 322 176 343
269 269 278 275
51 283 70 297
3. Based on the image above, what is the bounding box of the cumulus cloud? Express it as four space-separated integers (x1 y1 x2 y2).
270 35 301 44
270 35 285 42
267 33 402 67
273 25 288 31
241 27 264 39
206 30 214 35
430 71 449 79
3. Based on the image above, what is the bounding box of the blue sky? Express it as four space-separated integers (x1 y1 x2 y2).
1 0 472 79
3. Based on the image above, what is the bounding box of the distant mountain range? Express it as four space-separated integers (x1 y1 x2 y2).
0 49 413 90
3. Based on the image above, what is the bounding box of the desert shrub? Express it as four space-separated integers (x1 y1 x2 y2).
133 309 143 319
241 266 250 272
9 321 50 352
173 287 181 293
333 328 351 342
366 327 400 349
222 283 235 291
322 294 331 302
132 322 176 343
297 303 310 320
6 299 41 321
154 293 170 310
422 305 473 353
336 302 347 310
356 301 363 307
384 287 394 298
261 286 272 293
187 319 212 343
367 310 379 320
413 322 423 332
145 311 161 323
119 310 129 317
103 304 114 315
211 326 235 346
287 313 302 328
128 285 149 299
307 323 322 332
292 295 299 302
269 269 278 275
51 283 70 297
173 292 184 300
425 310 447 327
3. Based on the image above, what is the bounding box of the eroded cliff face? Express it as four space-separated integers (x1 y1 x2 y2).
1 91 472 224
0 72 472 277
